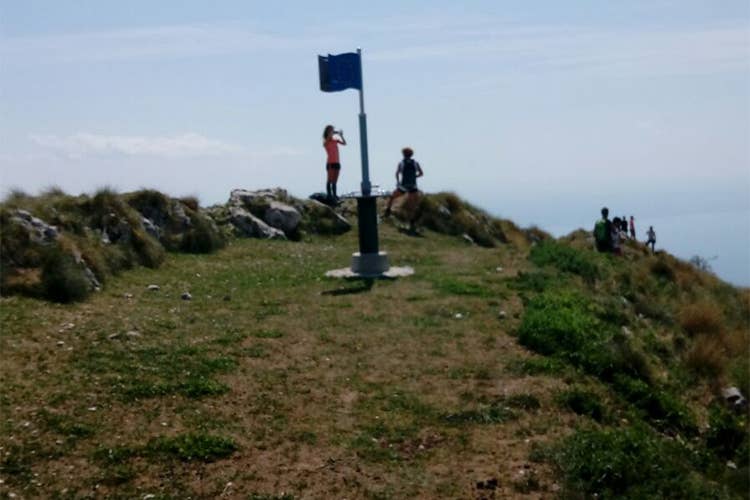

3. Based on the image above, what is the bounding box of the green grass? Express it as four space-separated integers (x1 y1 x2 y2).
78 344 237 400
552 426 734 499
95 432 237 464
1 189 748 498
556 387 607 422
529 239 601 282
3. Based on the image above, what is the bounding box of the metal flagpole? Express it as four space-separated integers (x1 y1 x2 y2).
357 48 371 196
322 48 413 280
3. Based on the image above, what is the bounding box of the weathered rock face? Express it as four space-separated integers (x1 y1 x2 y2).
227 188 301 239
228 206 286 240
222 188 352 239
8 209 59 244
265 201 302 235
299 199 352 235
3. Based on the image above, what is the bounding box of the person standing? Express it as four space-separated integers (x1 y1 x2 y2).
384 147 424 227
611 217 623 255
629 216 636 240
593 207 613 252
646 226 656 253
323 125 346 202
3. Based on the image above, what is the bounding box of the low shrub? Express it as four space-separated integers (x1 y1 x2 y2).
41 248 91 303
518 291 693 432
181 213 225 254
685 334 727 379
415 192 506 248
529 240 600 282
612 375 695 434
705 404 748 463
557 387 606 422
650 256 676 282
553 426 732 499
679 300 724 336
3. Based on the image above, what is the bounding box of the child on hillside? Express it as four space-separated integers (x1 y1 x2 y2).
323 125 346 202
384 148 424 229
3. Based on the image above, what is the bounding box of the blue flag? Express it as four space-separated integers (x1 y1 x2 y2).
318 52 362 92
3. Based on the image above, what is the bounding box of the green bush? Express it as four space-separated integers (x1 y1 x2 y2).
181 213 225 253
529 240 600 282
130 228 165 268
517 291 603 357
557 387 607 422
705 404 748 462
518 291 694 433
612 375 696 434
553 426 732 499
41 249 91 303
415 192 506 248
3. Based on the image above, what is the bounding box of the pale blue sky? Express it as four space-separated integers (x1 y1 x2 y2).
1 1 749 282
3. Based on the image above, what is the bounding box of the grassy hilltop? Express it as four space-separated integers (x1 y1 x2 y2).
0 188 748 499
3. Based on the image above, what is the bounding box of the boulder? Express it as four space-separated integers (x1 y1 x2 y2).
142 217 161 240
8 209 58 244
229 188 290 208
300 200 351 235
229 206 286 240
264 201 302 234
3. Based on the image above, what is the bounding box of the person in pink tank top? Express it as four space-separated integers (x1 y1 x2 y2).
323 124 346 202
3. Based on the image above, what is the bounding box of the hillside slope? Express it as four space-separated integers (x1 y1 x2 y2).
0 189 747 499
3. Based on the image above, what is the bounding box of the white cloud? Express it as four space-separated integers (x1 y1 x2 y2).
0 24 334 64
368 23 750 78
30 132 245 159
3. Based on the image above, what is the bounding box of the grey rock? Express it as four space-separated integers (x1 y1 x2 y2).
264 200 301 234
498 310 507 319
181 292 192 301
125 330 141 338
8 209 58 244
229 187 289 208
722 386 747 411
229 206 286 240
462 233 475 245
301 199 351 235
147 284 160 291
170 200 192 230
142 217 161 240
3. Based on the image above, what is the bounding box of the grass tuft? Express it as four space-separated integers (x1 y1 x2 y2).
529 240 600 282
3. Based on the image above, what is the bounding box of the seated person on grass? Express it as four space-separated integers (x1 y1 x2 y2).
384 147 424 226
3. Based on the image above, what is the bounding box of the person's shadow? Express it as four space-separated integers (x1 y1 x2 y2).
321 278 375 296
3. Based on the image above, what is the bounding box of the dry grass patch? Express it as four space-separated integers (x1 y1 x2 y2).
679 300 724 336
684 333 727 380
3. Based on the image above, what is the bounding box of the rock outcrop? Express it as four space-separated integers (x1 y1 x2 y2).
221 188 351 240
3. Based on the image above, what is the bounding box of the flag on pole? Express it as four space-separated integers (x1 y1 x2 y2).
318 52 362 92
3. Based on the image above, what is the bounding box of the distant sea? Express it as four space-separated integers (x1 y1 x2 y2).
542 209 750 288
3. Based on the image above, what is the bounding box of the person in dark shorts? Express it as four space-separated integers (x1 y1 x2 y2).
323 124 346 201
384 147 424 220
